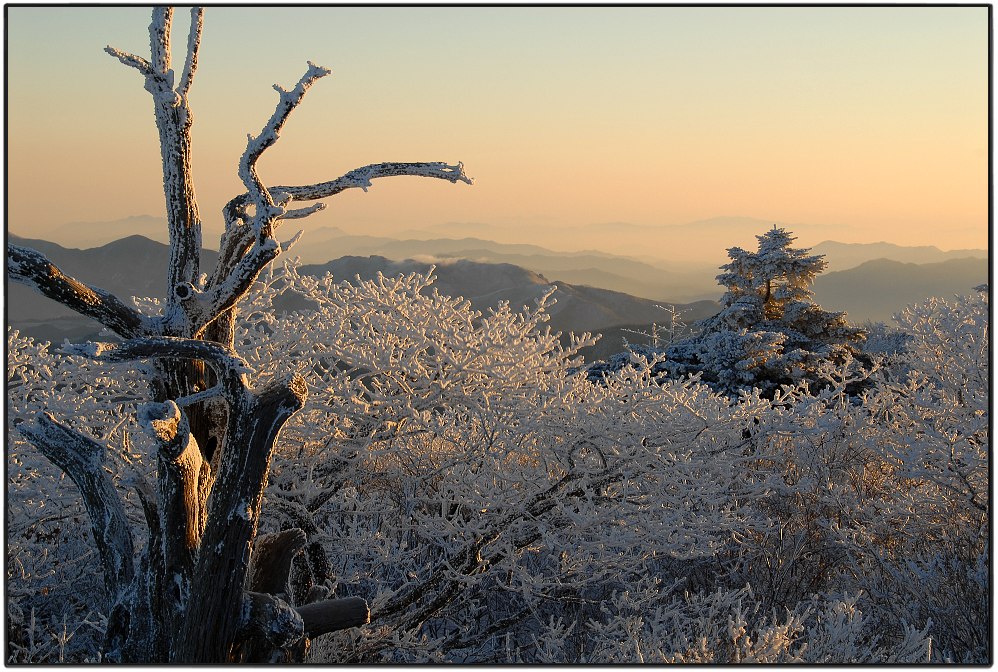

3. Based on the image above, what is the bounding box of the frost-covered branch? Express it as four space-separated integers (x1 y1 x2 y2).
148 8 173 74
107 5 203 321
274 161 474 201
63 337 252 389
104 46 153 75
226 161 473 222
239 61 331 238
16 413 135 603
203 237 282 330
7 244 148 337
178 7 204 98
207 161 471 335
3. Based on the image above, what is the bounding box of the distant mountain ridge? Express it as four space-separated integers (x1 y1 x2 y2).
300 255 718 336
14 218 985 306
8 232 986 348
6 234 718 355
812 240 987 272
813 257 988 323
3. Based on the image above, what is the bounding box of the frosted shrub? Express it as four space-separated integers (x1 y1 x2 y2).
579 585 931 664
6 264 985 662
6 329 152 662
237 263 770 662
852 289 989 661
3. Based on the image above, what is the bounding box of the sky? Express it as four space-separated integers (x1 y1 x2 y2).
5 5 990 257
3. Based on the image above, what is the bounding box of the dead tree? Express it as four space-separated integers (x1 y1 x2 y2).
7 7 471 663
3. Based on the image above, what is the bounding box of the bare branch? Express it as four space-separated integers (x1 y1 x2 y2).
203 237 282 327
7 243 148 337
149 7 173 74
225 161 472 218
63 336 253 399
104 46 153 75
64 336 248 369
276 161 474 202
17 413 135 602
239 61 331 235
208 160 470 314
178 7 204 98
282 202 327 221
297 597 370 637
249 529 308 595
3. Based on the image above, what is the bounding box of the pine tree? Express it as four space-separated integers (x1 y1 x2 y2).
664 226 867 394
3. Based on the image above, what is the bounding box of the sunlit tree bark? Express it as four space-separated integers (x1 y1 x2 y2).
6 6 470 663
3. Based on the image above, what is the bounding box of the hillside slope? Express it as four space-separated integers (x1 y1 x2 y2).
813 257 987 323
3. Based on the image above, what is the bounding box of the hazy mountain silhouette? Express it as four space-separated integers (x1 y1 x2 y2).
6 235 717 353
299 256 719 338
9 233 986 348
813 257 988 323
812 240 987 272
37 215 171 247
290 232 719 302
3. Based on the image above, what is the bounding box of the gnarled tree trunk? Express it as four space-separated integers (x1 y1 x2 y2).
8 6 470 663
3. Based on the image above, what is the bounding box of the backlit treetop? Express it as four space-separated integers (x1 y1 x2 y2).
676 226 866 394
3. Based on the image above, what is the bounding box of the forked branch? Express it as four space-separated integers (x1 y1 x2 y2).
239 61 332 237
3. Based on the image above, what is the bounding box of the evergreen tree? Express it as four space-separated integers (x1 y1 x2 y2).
664 226 866 395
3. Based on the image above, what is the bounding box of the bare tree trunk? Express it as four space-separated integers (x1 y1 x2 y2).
8 5 470 663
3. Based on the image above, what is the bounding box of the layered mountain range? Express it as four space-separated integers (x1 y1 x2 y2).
7 225 987 360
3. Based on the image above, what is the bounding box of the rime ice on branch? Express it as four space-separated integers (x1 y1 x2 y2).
7 6 469 663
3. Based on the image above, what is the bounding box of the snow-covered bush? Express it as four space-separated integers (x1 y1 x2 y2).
7 329 153 662
238 263 770 662
7 264 985 663
850 288 990 661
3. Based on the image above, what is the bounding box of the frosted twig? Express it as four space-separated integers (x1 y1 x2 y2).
282 230 305 252
178 7 204 98
104 46 153 75
238 61 332 235
282 202 326 220
148 7 173 74
272 161 473 203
